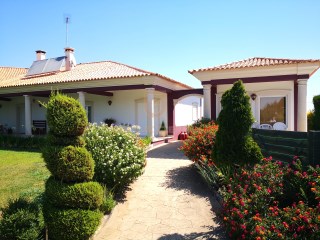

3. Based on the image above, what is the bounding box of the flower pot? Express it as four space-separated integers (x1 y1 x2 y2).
159 130 167 137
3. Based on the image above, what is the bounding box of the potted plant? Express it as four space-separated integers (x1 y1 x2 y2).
159 121 167 137
104 118 116 126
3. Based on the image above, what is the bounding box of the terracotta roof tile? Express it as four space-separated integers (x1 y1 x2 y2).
0 61 191 89
189 57 320 74
0 67 28 80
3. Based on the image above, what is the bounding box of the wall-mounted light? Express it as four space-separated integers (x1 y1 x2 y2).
108 100 112 106
250 93 257 101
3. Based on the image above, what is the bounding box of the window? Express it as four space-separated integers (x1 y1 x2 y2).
260 97 286 125
85 105 92 123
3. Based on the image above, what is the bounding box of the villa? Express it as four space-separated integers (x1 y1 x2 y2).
0 48 203 139
189 57 320 132
1 52 319 139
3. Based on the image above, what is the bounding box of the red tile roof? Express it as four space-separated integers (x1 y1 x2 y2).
189 57 320 74
0 61 192 89
0 67 28 80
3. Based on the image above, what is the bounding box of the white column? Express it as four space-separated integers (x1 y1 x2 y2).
77 91 86 108
203 85 211 119
146 88 155 138
297 79 308 132
24 95 32 136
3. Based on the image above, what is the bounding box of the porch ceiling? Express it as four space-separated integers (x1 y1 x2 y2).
0 84 173 98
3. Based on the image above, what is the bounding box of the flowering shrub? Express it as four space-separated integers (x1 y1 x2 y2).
84 123 146 192
220 157 320 239
180 121 218 164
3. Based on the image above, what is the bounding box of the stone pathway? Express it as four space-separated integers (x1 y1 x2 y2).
94 141 225 240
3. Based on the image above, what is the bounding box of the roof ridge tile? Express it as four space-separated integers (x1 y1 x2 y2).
189 57 320 74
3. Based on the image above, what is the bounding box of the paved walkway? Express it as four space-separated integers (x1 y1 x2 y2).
94 141 225 240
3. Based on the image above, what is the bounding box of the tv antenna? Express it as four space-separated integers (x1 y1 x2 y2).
64 14 71 47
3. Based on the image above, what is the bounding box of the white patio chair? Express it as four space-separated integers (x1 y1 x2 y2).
259 124 273 130
251 122 260 129
273 122 287 130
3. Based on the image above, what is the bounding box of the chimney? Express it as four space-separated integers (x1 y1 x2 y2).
35 50 46 60
64 47 76 71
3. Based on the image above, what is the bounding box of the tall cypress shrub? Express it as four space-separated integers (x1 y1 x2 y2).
313 95 320 130
42 92 103 240
213 80 262 167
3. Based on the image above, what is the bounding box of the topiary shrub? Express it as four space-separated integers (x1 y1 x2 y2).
46 93 88 136
213 80 262 168
43 145 94 182
313 95 320 130
43 203 102 240
42 92 103 240
55 146 94 182
46 134 85 147
0 197 44 240
45 177 103 209
84 123 146 192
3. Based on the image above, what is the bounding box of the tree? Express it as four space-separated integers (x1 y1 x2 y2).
213 80 262 167
313 95 320 130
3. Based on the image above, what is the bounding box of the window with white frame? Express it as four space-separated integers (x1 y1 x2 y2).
260 97 286 125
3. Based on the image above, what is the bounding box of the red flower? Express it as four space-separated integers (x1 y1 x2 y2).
282 222 289 229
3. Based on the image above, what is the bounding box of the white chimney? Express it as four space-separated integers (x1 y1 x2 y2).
64 47 76 71
35 50 46 60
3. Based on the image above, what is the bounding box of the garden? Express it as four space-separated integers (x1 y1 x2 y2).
180 80 320 239
0 92 149 240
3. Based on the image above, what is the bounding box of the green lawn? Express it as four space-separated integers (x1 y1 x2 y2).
0 150 49 208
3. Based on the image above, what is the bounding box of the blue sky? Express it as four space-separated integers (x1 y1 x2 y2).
1 0 319 110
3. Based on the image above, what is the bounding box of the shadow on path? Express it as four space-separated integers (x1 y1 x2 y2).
157 224 226 240
161 164 209 197
147 141 187 160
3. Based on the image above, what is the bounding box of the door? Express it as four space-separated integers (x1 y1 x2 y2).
136 100 147 136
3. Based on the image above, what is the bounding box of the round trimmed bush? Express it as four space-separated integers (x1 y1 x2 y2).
55 146 94 182
46 93 88 136
44 204 102 240
46 134 85 147
42 145 63 177
45 177 103 209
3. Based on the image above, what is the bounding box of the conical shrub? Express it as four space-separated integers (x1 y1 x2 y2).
213 80 262 167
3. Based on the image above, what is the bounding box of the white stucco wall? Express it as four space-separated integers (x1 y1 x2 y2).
175 96 203 126
216 81 294 130
82 90 167 136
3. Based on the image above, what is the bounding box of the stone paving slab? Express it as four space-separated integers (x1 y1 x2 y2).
94 141 225 240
